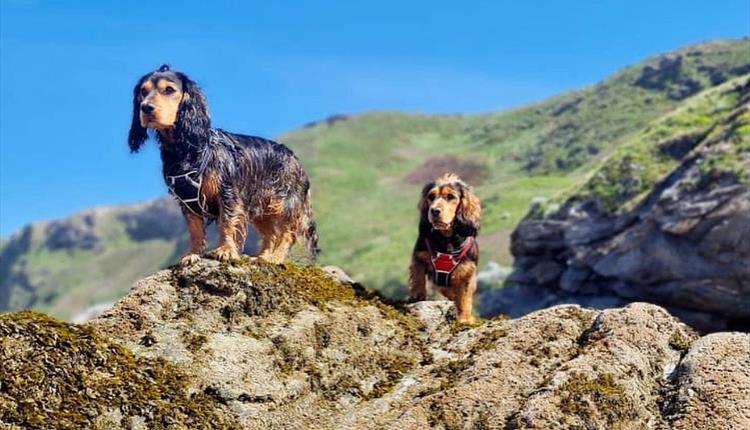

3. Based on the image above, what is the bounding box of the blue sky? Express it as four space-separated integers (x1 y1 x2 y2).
1 0 748 236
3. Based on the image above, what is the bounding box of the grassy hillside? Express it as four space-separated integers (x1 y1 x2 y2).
546 75 750 216
1 39 748 317
281 39 750 295
490 75 750 330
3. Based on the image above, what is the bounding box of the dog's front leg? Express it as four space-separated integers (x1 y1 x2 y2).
181 211 206 266
409 252 429 301
454 267 477 324
215 191 243 262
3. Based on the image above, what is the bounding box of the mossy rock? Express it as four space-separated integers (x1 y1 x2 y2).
177 258 423 333
0 311 239 430
559 372 637 427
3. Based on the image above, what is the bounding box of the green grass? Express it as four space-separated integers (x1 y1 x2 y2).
555 75 750 214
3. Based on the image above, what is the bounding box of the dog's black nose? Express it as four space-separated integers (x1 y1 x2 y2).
141 104 155 114
430 208 441 217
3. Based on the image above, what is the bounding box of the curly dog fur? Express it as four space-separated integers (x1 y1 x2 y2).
128 65 319 265
409 173 481 323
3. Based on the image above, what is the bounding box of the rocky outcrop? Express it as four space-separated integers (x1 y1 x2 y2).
482 77 750 332
2 259 748 429
670 333 750 429
634 54 704 100
0 198 181 315
634 46 750 101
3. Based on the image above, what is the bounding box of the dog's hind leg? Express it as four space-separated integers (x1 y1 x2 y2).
253 217 276 261
268 228 296 264
253 216 295 264
180 211 206 266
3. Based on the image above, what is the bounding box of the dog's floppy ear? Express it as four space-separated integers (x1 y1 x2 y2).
172 72 211 145
418 181 435 236
454 181 481 236
128 75 149 153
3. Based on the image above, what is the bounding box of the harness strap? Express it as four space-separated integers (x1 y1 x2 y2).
164 129 236 220
425 236 475 287
166 170 209 217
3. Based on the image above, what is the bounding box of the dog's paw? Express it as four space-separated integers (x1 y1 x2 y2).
409 290 427 302
180 253 202 267
457 315 476 325
215 246 240 262
258 254 284 265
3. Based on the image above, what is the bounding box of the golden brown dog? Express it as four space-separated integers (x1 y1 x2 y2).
409 173 481 323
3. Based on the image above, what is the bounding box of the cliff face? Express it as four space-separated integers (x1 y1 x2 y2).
482 76 750 332
2 259 748 429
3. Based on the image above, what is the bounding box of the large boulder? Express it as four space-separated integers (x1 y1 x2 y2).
2 259 748 429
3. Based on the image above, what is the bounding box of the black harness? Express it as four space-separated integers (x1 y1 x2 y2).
166 169 210 218
164 130 226 220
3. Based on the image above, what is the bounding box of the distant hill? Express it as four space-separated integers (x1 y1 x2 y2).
1 38 748 319
1 199 183 319
0 199 258 320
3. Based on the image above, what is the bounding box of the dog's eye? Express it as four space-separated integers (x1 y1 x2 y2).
140 88 148 97
427 194 436 202
163 87 176 95
446 194 456 201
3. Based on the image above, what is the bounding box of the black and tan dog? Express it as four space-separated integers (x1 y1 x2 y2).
128 65 319 265
409 173 481 323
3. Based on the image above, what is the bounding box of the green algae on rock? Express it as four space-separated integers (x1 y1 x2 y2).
0 310 240 430
179 258 424 332
558 372 636 426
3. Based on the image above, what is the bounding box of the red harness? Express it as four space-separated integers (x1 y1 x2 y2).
424 236 474 287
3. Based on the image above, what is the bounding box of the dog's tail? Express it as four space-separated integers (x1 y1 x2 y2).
301 187 320 260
